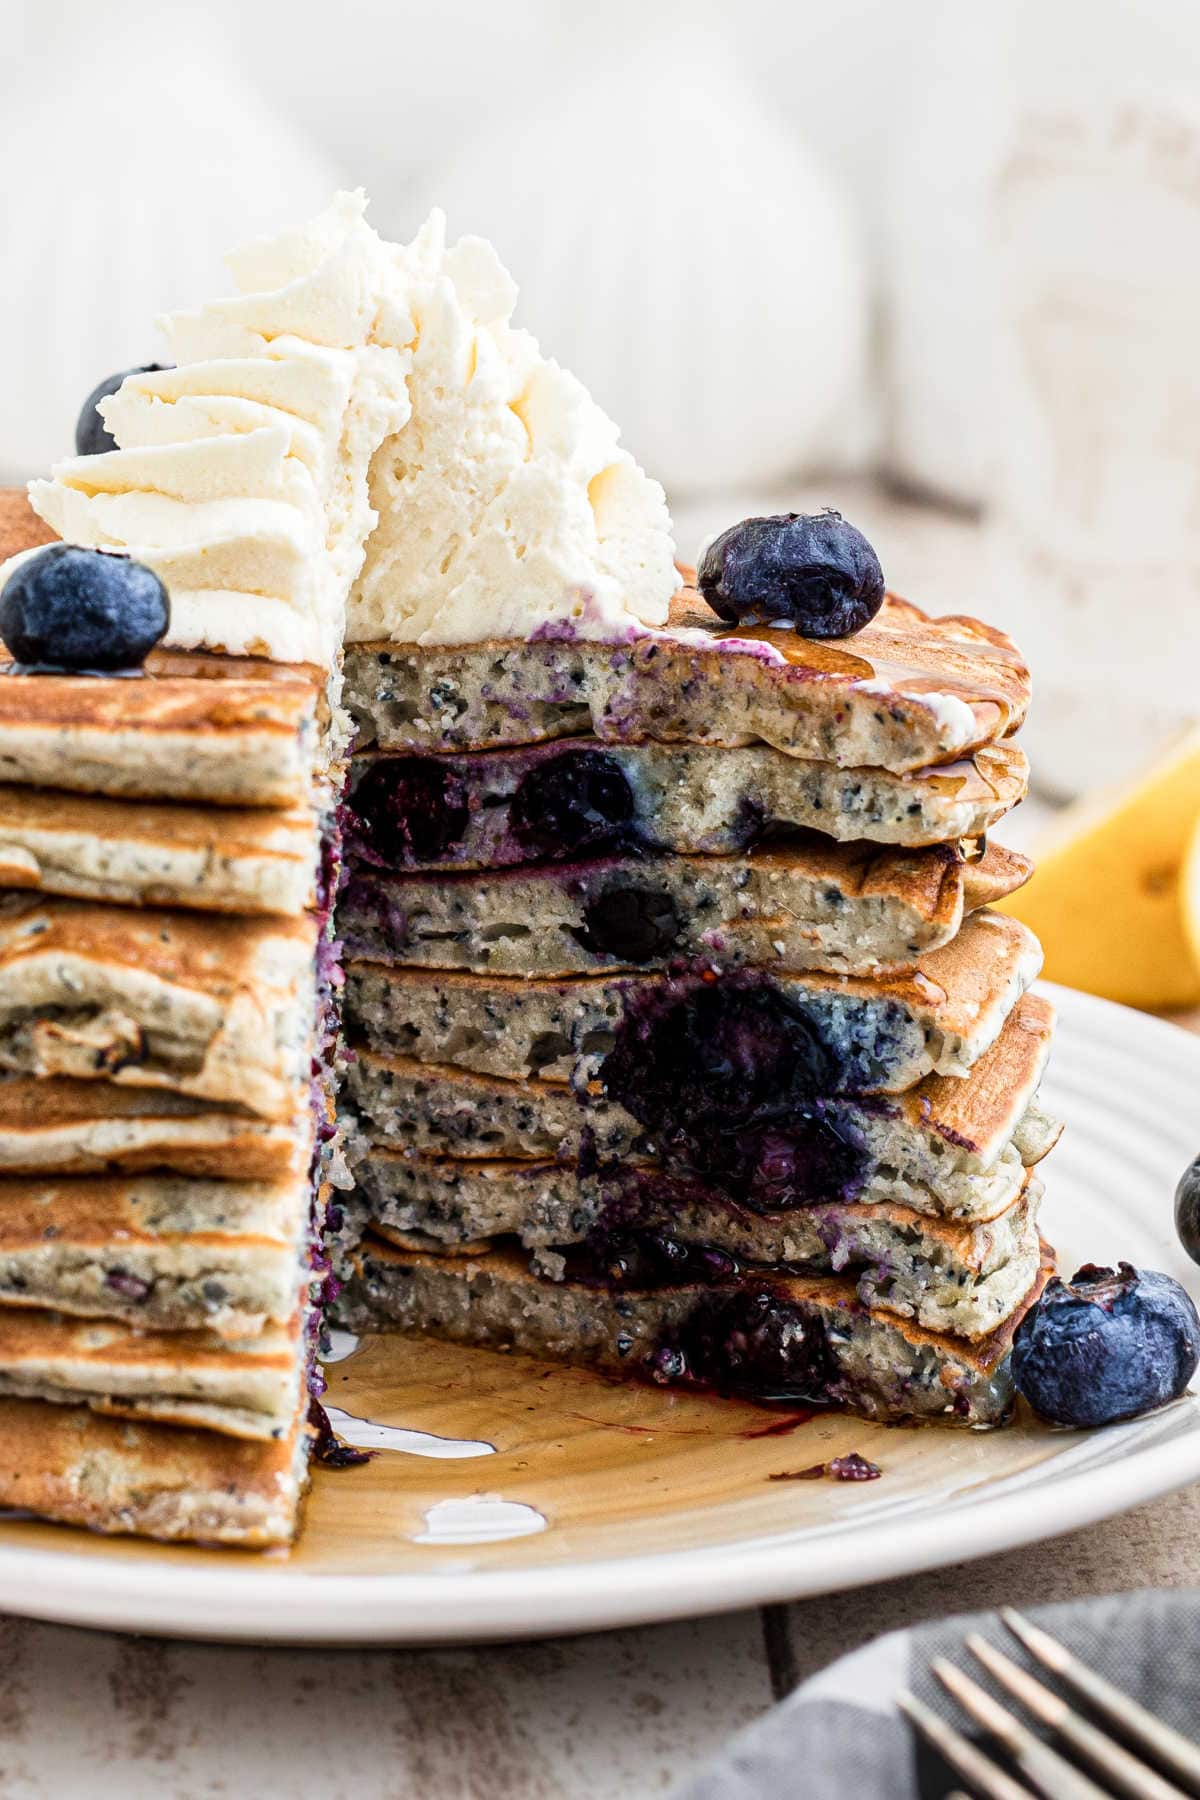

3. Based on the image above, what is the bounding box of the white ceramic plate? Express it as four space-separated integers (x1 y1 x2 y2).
0 982 1197 1645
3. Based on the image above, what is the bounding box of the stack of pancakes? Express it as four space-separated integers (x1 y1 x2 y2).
0 494 341 1544
0 489 1061 1542
333 586 1062 1425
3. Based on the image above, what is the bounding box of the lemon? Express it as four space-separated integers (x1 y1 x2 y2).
1182 809 1200 983
997 726 1200 1008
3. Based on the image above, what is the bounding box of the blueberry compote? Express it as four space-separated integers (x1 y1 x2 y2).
345 757 469 866
509 748 635 859
654 1289 835 1403
601 973 869 1207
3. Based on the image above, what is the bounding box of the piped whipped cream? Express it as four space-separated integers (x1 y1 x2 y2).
347 214 675 647
20 192 676 662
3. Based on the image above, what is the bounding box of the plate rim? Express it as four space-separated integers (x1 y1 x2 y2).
0 1404 1198 1644
2 982 1198 1644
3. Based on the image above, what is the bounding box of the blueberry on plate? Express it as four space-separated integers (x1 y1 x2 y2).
698 510 886 638
1175 1156 1200 1266
75 364 169 457
0 545 169 673
1011 1262 1200 1428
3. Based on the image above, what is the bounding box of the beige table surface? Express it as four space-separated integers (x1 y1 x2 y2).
2 489 1196 1799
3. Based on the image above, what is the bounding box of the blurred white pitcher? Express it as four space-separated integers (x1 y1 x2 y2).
989 89 1200 798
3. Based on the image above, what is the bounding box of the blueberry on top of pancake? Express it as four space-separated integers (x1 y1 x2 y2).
0 544 168 674
699 510 886 636
74 365 170 458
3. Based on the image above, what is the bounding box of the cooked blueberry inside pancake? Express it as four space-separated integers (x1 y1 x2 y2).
508 747 637 859
345 755 470 866
659 1285 836 1401
603 974 839 1149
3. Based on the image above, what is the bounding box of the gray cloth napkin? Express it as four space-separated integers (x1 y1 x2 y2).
680 1587 1200 1798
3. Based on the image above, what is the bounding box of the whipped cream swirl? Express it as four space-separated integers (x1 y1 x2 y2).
20 192 676 662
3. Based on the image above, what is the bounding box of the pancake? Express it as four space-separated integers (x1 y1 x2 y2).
0 650 323 807
345 910 1043 1095
357 1171 1042 1340
343 992 1061 1214
0 1302 308 1440
339 840 1031 979
0 1078 309 1179
0 1395 309 1544
338 1236 1057 1427
0 1171 314 1335
343 736 1029 868
0 896 318 1119
0 488 56 560
343 590 1032 774
0 785 319 913
0 487 324 805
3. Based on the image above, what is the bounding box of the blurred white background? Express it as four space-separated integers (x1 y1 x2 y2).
4 0 1200 791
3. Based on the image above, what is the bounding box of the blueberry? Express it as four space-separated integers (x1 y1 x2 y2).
699 510 885 637
576 882 680 963
347 757 469 866
827 1452 881 1481
75 365 169 457
0 545 169 672
622 1111 869 1214
103 1270 151 1302
1175 1156 1200 1266
509 749 635 859
1011 1262 1200 1427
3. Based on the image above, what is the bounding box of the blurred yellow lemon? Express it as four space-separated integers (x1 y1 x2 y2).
997 727 1200 1009
1182 809 1200 983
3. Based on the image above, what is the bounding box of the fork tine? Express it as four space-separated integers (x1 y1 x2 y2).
1002 1611 1200 1796
934 1657 1111 1800
967 1634 1188 1800
896 1688 1038 1800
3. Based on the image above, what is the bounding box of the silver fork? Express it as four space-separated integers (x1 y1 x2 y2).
896 1607 1200 1800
